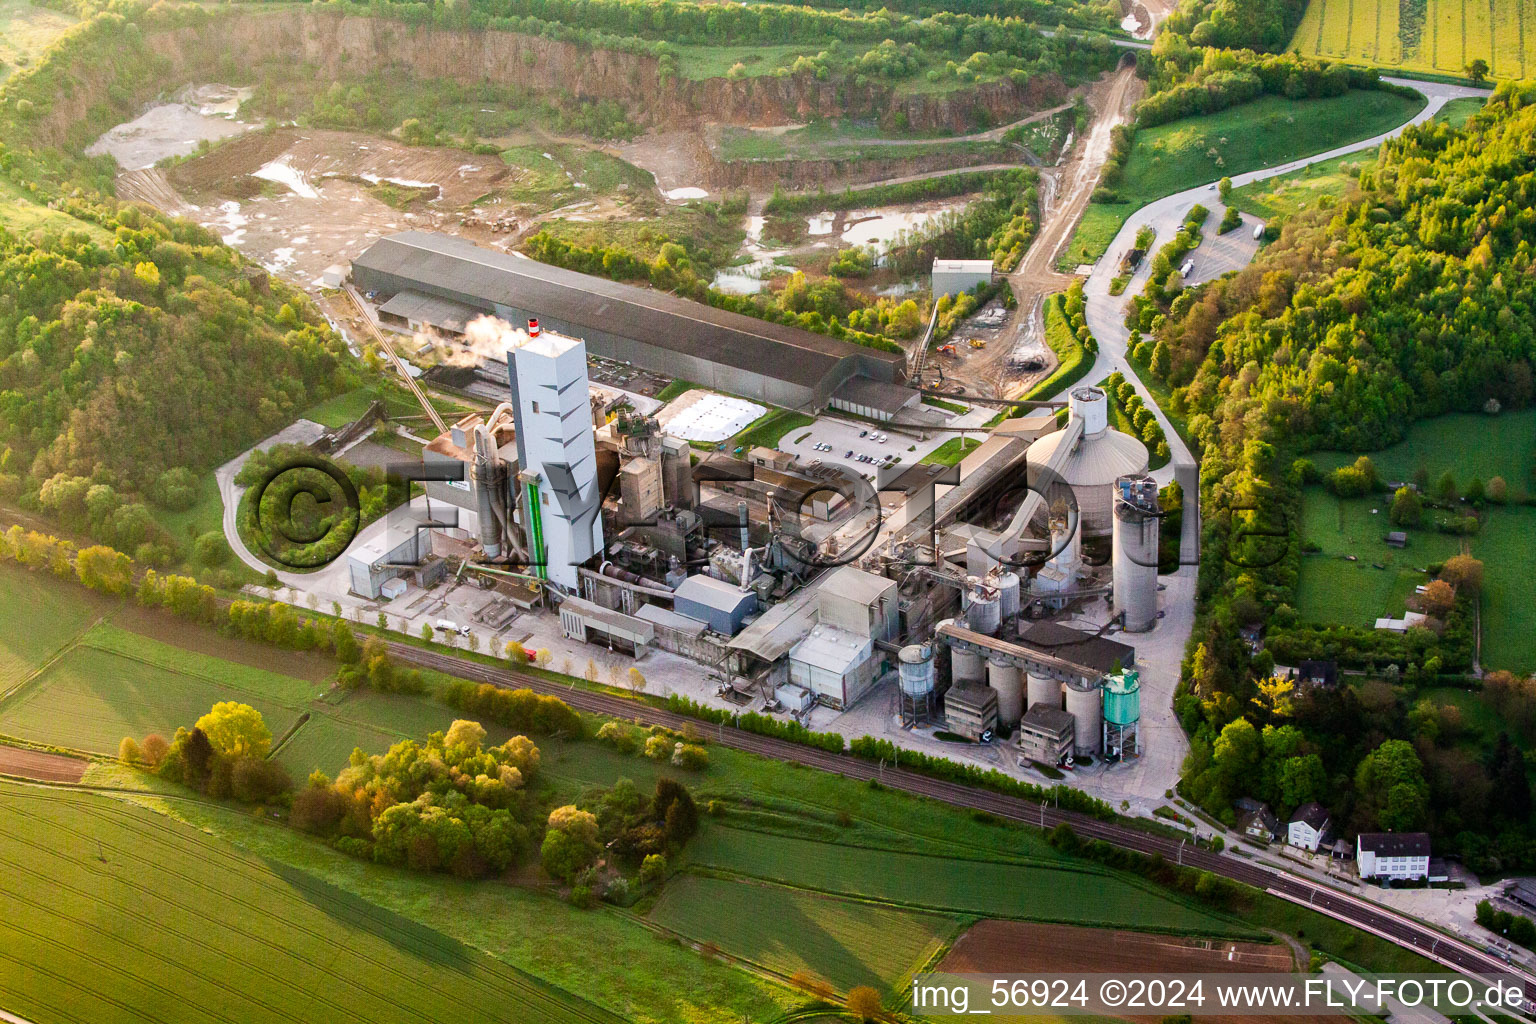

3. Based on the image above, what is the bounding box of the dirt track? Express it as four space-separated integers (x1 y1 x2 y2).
0 745 87 784
964 63 1143 398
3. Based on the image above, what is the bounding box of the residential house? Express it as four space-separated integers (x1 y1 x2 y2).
1286 802 1331 852
1357 832 1431 882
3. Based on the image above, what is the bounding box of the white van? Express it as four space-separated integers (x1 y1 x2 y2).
1253 222 1265 241
1180 259 1195 278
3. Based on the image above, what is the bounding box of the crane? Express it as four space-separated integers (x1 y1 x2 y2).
346 288 448 436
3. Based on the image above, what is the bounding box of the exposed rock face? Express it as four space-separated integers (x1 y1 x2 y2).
131 9 1052 132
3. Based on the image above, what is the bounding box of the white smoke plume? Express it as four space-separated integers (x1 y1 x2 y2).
421 314 526 367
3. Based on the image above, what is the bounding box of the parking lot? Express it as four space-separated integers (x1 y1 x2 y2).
1182 204 1263 287
776 413 959 479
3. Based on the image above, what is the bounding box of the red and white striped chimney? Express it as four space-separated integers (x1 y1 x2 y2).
527 318 541 337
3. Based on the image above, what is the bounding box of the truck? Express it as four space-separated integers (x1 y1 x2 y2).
435 619 471 637
1180 259 1195 278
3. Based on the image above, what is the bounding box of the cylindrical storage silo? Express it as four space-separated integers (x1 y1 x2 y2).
995 571 1020 623
987 657 1023 727
951 647 985 684
1065 680 1103 756
1112 473 1160 632
1026 671 1059 710
967 592 1000 636
1103 670 1141 728
899 645 935 699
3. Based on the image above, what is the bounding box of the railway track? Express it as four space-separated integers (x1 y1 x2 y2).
386 640 1536 993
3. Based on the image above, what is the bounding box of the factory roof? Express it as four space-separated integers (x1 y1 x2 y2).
673 574 755 613
788 623 871 674
820 565 896 607
354 231 901 390
1019 702 1075 735
1357 832 1431 858
945 682 998 712
635 602 707 638
378 288 480 335
1016 621 1135 676
728 583 819 661
832 374 919 415
560 596 656 644
1026 418 1149 487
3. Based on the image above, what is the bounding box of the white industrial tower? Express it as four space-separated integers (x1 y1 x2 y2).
507 319 602 591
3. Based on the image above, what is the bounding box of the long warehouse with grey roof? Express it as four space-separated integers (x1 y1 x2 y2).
351 230 911 412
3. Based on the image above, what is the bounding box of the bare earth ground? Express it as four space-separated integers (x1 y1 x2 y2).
117 128 533 284
941 921 1325 1024
0 745 86 783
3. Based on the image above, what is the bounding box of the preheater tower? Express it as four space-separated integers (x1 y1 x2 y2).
1111 473 1160 632
508 319 603 591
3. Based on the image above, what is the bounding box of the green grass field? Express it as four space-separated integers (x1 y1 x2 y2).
0 639 305 754
1298 408 1536 671
1434 96 1487 126
0 0 75 82
685 825 1257 937
0 783 621 1024
0 565 112 692
920 435 981 465
1294 486 1460 626
1060 91 1423 267
648 874 958 992
1289 0 1535 80
1228 149 1377 222
1310 409 1536 490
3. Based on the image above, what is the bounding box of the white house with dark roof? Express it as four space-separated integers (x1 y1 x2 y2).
1357 832 1431 882
1287 802 1331 852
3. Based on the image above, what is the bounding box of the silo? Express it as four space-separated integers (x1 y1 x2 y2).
966 578 1000 636
967 592 1000 636
951 647 985 684
899 644 936 722
987 657 1023 727
1026 671 1059 710
1112 474 1160 632
995 571 1021 623
1103 670 1141 757
1065 679 1103 756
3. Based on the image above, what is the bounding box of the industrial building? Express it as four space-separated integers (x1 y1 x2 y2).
673 574 757 636
931 259 994 299
1017 703 1075 765
352 231 911 413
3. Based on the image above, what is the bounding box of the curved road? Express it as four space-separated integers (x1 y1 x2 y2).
388 638 1534 991
1073 78 1491 560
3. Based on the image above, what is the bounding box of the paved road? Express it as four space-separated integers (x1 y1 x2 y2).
389 638 1535 991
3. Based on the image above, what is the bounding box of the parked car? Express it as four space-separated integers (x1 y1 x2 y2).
845 450 854 458
876 434 887 443
859 429 868 438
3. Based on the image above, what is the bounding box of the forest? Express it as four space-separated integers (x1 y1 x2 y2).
0 1 352 565
1149 83 1536 870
